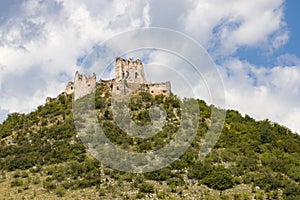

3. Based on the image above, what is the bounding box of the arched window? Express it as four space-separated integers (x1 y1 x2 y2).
135 72 138 79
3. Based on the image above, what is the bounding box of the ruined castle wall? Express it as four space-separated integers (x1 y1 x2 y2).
115 58 146 83
115 58 123 81
74 71 96 100
66 58 171 100
142 82 171 96
112 81 141 96
64 82 74 95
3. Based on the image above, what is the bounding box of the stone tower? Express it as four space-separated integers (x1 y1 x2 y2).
113 57 171 96
73 71 96 100
113 57 147 95
63 58 171 99
115 57 146 83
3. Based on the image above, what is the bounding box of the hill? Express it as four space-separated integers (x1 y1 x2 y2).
0 80 300 200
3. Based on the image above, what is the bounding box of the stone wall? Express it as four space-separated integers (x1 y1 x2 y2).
112 81 141 96
113 57 171 96
74 71 96 100
115 57 146 83
142 82 171 96
64 58 171 99
64 82 74 95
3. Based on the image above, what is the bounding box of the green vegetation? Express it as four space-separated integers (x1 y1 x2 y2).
0 81 299 199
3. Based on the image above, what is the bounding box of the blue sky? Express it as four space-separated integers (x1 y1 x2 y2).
0 0 299 133
284 1 300 57
234 0 300 67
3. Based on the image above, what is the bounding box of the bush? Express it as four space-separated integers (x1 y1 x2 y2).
11 178 23 187
187 161 213 180
201 168 234 190
253 170 284 191
138 183 155 193
135 192 145 199
166 177 184 186
55 186 66 197
32 177 41 185
283 182 300 199
43 179 56 190
98 188 106 196
157 191 166 199
144 168 172 181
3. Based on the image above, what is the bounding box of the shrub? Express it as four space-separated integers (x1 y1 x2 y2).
138 183 155 193
201 168 234 190
135 192 145 199
55 186 66 197
283 182 300 199
32 177 41 185
187 161 213 180
11 178 23 187
98 188 106 196
166 177 184 187
157 191 166 199
43 179 56 190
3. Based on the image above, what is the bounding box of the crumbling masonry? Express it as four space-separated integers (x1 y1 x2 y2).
64 57 171 100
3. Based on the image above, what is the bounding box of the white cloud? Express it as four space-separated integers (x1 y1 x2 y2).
0 0 150 116
220 58 300 133
276 53 300 66
182 0 287 55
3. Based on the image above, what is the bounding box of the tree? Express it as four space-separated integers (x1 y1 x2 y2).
201 167 234 190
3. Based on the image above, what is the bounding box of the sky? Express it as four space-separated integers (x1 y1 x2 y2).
0 0 299 134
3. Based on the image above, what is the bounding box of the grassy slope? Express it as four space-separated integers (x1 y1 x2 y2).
0 81 299 199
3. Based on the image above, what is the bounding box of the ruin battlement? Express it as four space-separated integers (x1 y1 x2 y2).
115 57 146 83
64 58 171 99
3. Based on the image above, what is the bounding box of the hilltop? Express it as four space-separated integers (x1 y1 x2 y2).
0 58 299 199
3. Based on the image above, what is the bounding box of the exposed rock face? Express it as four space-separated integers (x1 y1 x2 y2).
66 57 171 99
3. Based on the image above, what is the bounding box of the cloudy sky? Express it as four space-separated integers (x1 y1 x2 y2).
0 0 299 134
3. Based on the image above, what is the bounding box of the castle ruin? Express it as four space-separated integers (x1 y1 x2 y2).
64 57 171 100
63 72 96 100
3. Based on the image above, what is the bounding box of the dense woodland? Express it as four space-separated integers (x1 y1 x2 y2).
0 82 299 199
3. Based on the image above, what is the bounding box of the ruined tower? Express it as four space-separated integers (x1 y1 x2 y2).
115 57 146 83
73 71 96 100
64 57 171 99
